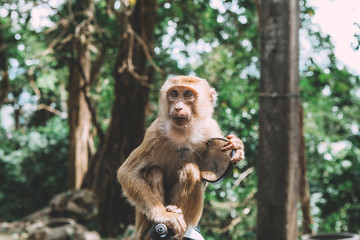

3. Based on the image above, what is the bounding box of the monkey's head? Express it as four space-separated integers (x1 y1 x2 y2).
159 76 217 128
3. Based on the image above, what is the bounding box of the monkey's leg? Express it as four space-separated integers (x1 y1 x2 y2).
170 163 205 227
135 166 165 240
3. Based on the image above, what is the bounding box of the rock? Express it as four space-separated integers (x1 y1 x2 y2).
0 218 100 240
23 207 51 222
28 218 100 240
0 190 100 240
50 190 98 223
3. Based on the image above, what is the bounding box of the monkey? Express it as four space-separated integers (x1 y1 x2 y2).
117 76 244 239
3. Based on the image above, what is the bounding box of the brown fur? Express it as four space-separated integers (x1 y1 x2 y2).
117 76 244 239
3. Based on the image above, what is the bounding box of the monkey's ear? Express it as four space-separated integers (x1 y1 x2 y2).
210 88 218 107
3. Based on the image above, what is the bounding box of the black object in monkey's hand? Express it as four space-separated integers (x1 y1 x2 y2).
198 138 236 183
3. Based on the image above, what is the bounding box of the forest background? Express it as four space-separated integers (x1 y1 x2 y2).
0 0 359 239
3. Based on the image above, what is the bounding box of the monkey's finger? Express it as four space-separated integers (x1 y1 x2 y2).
231 150 245 164
222 139 233 147
230 138 244 149
221 144 234 151
166 205 182 214
234 150 245 162
173 219 187 237
222 140 235 151
223 136 244 149
226 134 236 140
171 209 182 214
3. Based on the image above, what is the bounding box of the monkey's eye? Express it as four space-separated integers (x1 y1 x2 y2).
183 90 194 98
169 90 178 98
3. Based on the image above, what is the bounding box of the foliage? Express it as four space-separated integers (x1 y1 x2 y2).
298 0 360 233
0 116 68 220
301 53 360 232
0 0 70 220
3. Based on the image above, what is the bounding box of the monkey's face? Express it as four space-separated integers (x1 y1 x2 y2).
167 86 197 128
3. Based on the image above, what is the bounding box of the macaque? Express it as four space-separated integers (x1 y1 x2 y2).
117 76 244 239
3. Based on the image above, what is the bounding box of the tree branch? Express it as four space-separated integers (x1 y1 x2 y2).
233 167 254 187
127 25 165 74
28 68 65 117
37 104 64 116
90 44 106 85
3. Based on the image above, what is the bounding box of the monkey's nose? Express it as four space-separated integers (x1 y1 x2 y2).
175 102 184 111
175 106 183 111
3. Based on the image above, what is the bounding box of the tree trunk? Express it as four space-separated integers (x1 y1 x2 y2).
67 0 93 189
81 0 157 236
299 103 313 234
0 20 9 110
68 40 91 189
257 1 300 240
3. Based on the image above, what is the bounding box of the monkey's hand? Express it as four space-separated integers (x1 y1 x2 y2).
222 134 245 165
153 205 186 238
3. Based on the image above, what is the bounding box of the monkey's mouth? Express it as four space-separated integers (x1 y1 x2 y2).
171 116 190 127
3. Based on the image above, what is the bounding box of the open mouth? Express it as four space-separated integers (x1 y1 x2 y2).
172 116 190 126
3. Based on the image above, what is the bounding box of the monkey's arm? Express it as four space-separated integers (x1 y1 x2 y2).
117 128 186 233
117 145 165 217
